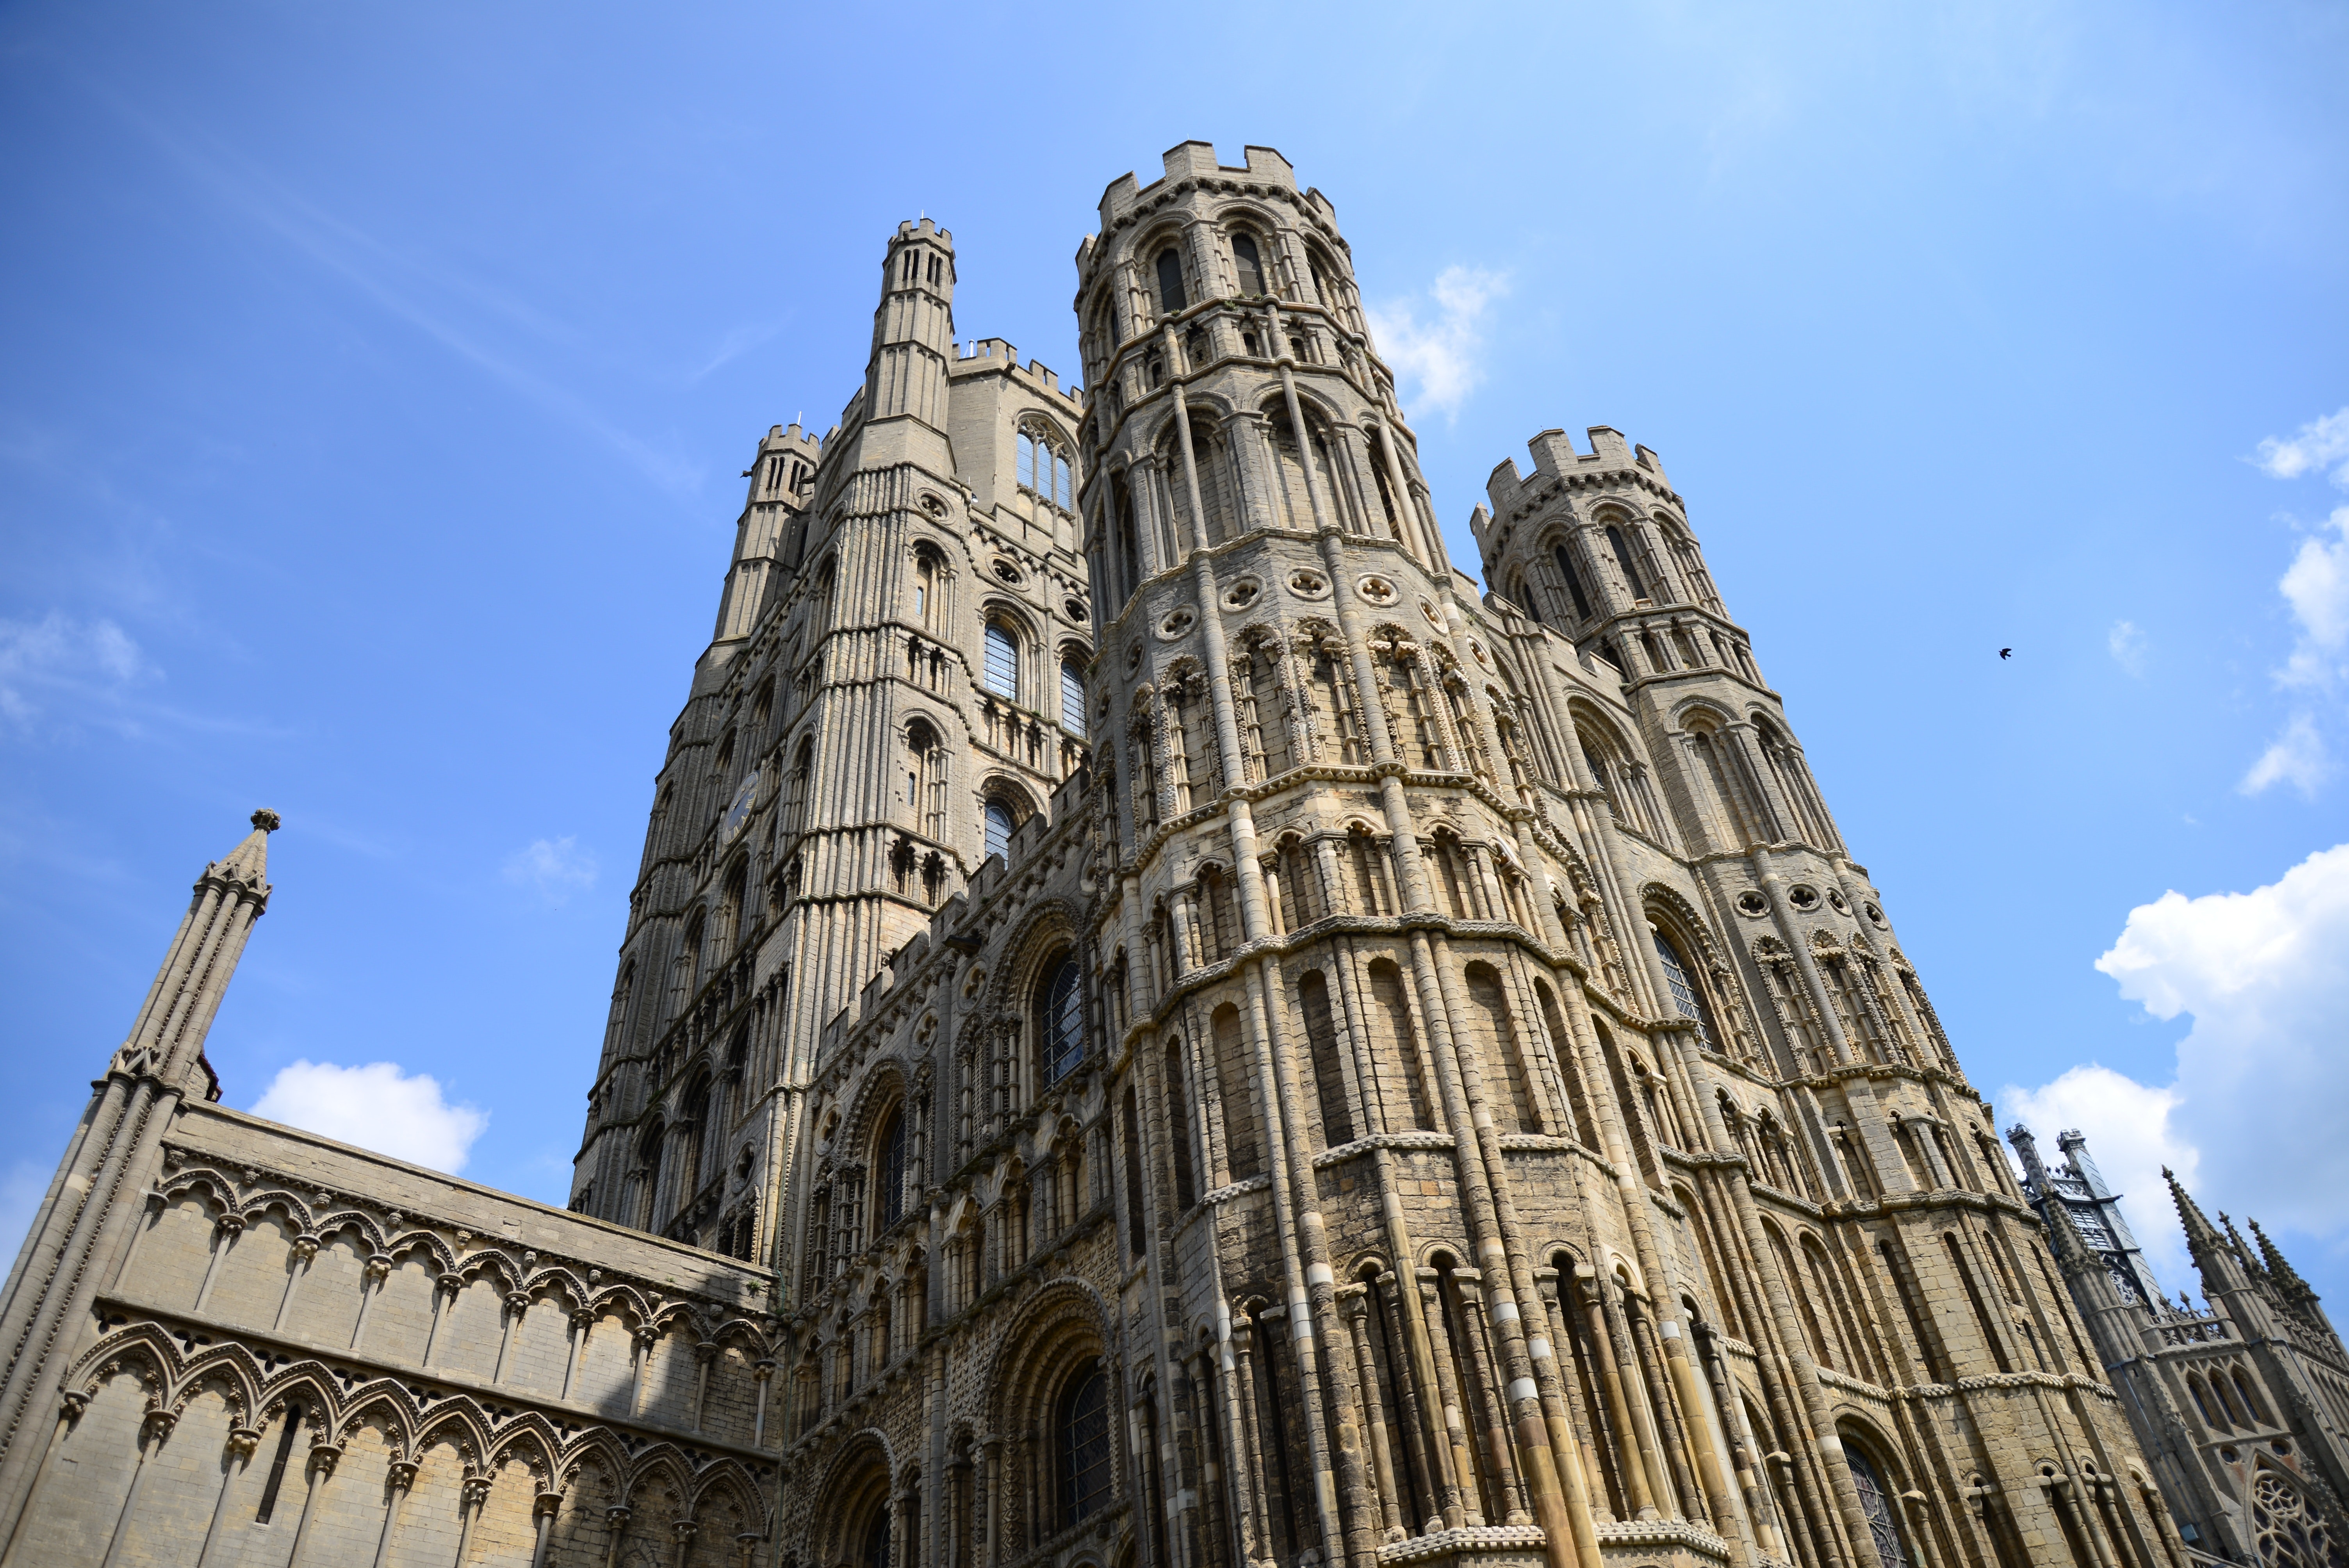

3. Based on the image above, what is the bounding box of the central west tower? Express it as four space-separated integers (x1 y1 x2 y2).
578 144 2183 1568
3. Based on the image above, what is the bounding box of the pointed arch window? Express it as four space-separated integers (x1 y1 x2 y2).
1841 1443 1914 1568
1056 1357 1113 1525
1554 543 1595 621
1651 928 1719 1051
1019 425 1073 510
1606 524 1648 601
984 798 1015 863
1040 953 1086 1086
983 621 1019 699
1155 247 1187 316
1060 658 1087 737
1232 231 1267 296
876 1105 907 1230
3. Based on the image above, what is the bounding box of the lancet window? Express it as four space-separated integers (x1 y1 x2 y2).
1017 422 1073 511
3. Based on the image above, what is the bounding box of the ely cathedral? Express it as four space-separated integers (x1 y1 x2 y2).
3 141 2344 1568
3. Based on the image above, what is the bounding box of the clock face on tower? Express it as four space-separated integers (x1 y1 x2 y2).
721 776 757 846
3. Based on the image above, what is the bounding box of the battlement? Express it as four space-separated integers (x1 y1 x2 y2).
1471 426 1671 546
949 337 1083 404
891 216 954 251
1087 142 1325 251
756 421 822 458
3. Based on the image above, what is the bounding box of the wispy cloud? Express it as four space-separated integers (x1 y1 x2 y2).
1367 265 1510 423
102 96 699 496
2242 411 2349 794
686 318 791 386
251 1060 487 1172
2254 406 2349 486
2107 618 2147 676
502 835 598 905
0 611 153 728
2242 711 2331 798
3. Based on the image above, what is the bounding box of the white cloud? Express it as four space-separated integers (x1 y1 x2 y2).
2106 618 2147 676
1365 265 1509 422
2241 711 2331 797
1999 1065 2198 1285
2254 406 2349 486
2088 844 2349 1237
250 1060 487 1173
0 612 150 725
502 836 597 905
2277 506 2349 691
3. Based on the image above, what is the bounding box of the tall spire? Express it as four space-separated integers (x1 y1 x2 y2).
2249 1219 2321 1312
113 809 278 1098
0 812 277 1516
2166 1166 2223 1254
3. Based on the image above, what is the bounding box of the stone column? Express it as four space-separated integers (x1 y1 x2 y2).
97 1407 175 1568
192 1424 262 1568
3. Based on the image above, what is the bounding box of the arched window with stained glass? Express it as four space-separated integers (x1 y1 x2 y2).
1038 951 1087 1087
1651 925 1721 1052
1055 1357 1113 1527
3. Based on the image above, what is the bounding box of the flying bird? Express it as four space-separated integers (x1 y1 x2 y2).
1999 648 2012 659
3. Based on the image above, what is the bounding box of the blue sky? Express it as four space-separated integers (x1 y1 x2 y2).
4 2 2346 1310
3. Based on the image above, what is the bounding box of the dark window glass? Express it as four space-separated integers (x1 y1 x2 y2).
1842 1444 1913 1568
1156 248 1187 315
1233 233 1267 296
1042 955 1086 1085
1651 930 1717 1050
877 1108 906 1228
1554 545 1594 620
984 799 1014 862
254 1402 305 1522
1058 1358 1113 1525
1607 525 1647 600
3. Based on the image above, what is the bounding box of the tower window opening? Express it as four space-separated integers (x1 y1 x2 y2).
984 622 1019 699
1232 231 1267 296
984 798 1015 863
1155 247 1187 315
929 254 942 284
1554 544 1594 621
1606 524 1648 600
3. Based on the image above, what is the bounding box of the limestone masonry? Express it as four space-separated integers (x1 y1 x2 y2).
6 140 2342 1568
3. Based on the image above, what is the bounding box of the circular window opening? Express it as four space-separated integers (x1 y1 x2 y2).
1788 885 1821 911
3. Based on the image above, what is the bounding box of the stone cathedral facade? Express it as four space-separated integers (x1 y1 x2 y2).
0 142 2221 1568
2009 1127 2349 1565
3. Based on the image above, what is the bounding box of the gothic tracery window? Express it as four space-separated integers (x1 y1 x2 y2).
1652 927 1720 1051
1039 951 1085 1087
1018 423 1074 511
1056 1358 1113 1527
1841 1442 1914 1568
